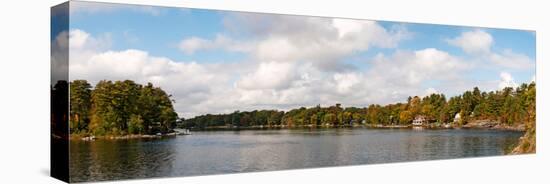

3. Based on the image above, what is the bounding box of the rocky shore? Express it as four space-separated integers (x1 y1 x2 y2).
510 119 536 154
462 120 525 131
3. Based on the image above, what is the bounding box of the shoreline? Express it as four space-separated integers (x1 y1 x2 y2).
189 125 524 132
462 120 525 131
70 132 179 141
188 121 525 132
70 122 525 141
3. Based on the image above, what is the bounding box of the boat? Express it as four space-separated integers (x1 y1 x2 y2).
174 128 192 135
81 136 96 141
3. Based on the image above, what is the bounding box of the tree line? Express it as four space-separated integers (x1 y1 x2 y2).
181 82 535 129
69 80 178 136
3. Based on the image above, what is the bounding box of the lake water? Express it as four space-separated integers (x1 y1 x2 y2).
69 128 522 182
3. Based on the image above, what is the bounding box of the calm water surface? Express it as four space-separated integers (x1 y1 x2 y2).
69 128 522 182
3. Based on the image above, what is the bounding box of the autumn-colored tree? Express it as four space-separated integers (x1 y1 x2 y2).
180 82 535 131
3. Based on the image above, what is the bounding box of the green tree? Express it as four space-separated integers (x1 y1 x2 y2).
80 80 178 135
128 114 144 134
69 80 92 133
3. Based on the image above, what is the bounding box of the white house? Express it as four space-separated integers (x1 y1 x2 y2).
412 115 426 126
453 113 461 123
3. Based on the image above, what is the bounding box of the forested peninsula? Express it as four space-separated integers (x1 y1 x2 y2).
181 82 535 131
66 79 535 153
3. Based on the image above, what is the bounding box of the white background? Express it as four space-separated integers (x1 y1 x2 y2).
0 0 547 183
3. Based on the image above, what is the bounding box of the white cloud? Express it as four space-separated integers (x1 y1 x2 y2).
51 30 69 84
178 34 253 54
225 48 466 109
68 29 111 51
447 30 534 71
180 14 410 72
425 88 438 96
498 72 518 89
68 29 89 49
332 18 365 38
361 48 468 104
237 61 298 90
369 48 466 86
178 37 210 54
489 50 534 70
446 29 493 55
333 72 361 94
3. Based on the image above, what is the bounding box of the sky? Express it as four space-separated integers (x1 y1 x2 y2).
55 1 536 118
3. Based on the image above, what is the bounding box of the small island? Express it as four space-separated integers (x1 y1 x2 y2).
68 80 178 140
